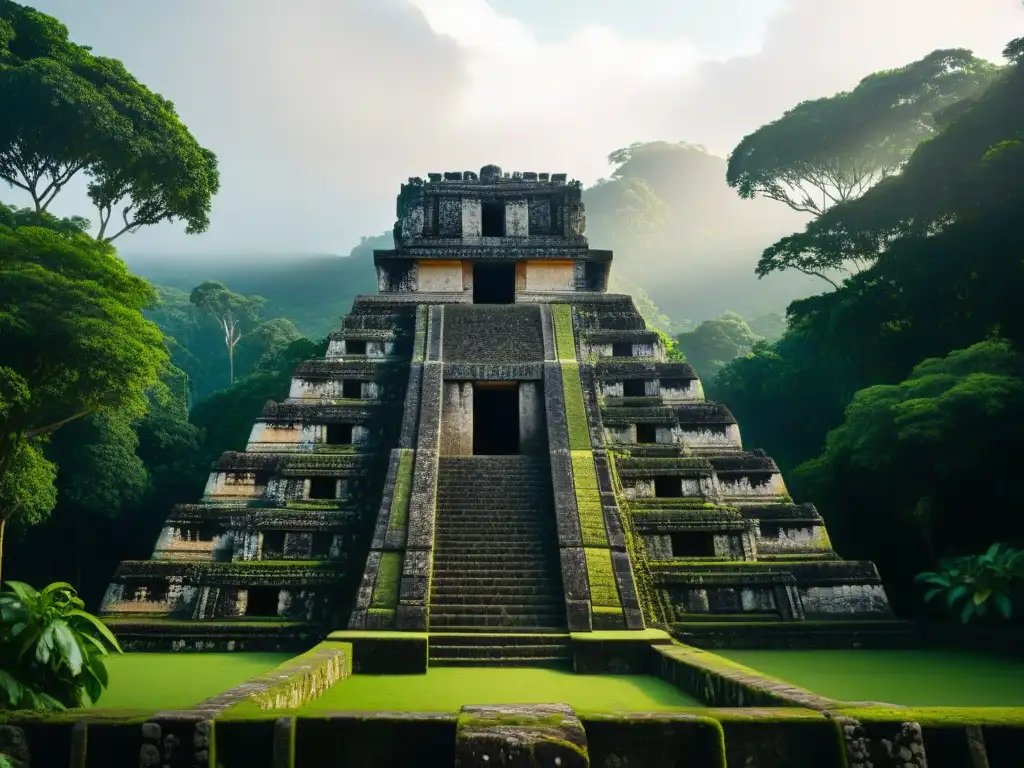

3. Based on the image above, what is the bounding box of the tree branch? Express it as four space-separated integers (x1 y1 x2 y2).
795 266 840 290
24 407 99 439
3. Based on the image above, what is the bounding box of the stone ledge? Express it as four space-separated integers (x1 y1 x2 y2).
325 630 428 674
210 643 352 716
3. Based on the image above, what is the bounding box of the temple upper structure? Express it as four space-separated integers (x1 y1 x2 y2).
100 165 894 661
374 165 610 304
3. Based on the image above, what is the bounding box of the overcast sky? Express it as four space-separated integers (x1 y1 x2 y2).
11 0 1023 255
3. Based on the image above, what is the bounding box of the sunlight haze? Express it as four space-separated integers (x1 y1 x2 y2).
10 0 1023 256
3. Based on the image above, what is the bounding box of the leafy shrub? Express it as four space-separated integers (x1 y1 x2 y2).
0 581 123 709
916 543 1024 623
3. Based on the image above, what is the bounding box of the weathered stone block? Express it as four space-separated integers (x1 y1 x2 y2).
455 704 588 768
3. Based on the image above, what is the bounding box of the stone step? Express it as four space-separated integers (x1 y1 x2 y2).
434 545 553 555
429 657 571 668
430 593 559 607
435 532 549 542
433 515 551 525
430 614 565 629
429 625 568 634
431 581 559 594
431 603 563 617
431 585 560 597
432 569 558 580
430 644 570 660
430 577 556 590
432 551 552 562
437 494 552 504
435 512 549 519
430 633 571 646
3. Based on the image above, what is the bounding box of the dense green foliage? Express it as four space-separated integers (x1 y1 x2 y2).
675 312 760 379
123 233 384 341
712 40 1024 611
917 544 1024 624
0 580 122 709
0 1 219 240
0 225 167 581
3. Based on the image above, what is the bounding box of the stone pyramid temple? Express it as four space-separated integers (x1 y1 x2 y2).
102 165 893 660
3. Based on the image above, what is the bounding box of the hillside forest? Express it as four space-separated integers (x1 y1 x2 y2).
1 0 1022 622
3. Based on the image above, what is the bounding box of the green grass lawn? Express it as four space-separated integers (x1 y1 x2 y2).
93 653 292 710
718 649 1024 706
302 668 702 713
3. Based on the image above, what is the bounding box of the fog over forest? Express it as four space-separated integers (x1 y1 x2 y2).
16 0 1018 252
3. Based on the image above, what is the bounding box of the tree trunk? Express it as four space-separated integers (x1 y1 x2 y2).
228 344 234 384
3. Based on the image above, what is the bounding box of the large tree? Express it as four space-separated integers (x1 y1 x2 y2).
727 48 1000 284
0 225 166 580
0 1 219 240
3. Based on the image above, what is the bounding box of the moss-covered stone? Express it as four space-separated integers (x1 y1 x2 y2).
456 704 589 768
572 451 608 547
387 448 415 533
370 551 402 609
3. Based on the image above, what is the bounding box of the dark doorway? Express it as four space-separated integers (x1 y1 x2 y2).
262 530 286 559
623 379 646 397
245 587 280 617
473 262 516 304
670 531 716 557
326 424 353 445
342 380 362 399
309 477 337 499
311 532 335 559
636 423 657 444
481 200 505 237
654 476 682 498
612 342 633 357
473 384 519 455
347 339 366 355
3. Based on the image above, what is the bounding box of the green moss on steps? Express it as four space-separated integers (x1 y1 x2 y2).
371 551 403 609
571 450 608 547
551 304 576 361
561 363 590 449
388 449 415 532
584 547 622 611
570 629 671 642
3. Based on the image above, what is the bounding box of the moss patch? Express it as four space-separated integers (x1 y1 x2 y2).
571 450 608 547
301 668 704 713
571 629 671 643
561 363 590 450
718 649 1024 707
832 706 1024 726
370 552 403 609
91 653 291 710
552 304 576 361
585 547 622 610
388 449 415 531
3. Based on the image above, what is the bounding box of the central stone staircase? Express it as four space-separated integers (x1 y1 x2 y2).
429 456 570 666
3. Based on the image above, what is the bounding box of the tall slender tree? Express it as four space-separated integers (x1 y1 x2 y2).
189 282 265 385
